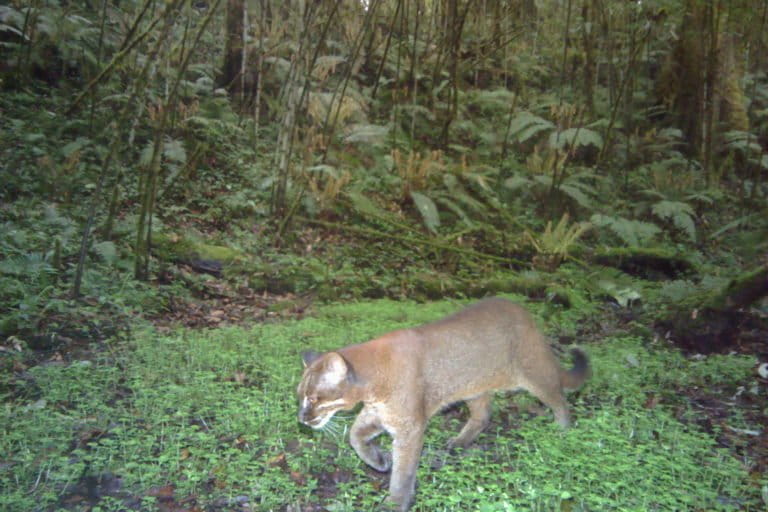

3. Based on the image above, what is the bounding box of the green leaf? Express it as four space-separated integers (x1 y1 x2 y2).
410 191 440 233
466 88 516 113
306 164 339 176
659 127 684 140
598 280 642 308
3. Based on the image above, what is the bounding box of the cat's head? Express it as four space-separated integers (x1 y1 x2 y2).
297 351 358 429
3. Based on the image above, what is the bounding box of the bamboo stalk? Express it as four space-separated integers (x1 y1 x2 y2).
67 1 164 114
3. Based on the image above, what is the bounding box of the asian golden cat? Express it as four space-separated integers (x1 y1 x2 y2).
296 297 590 510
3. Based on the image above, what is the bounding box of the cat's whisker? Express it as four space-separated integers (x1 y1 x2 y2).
320 417 346 439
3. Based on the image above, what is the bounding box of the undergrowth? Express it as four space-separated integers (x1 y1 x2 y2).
1 298 762 511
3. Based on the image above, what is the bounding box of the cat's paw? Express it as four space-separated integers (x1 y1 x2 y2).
368 449 392 472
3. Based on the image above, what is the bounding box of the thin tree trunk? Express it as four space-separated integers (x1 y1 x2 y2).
240 1 248 103
702 1 721 185
558 0 573 106
254 0 267 137
371 0 402 101
581 0 595 116
220 0 246 95
597 22 650 166
439 0 471 147
409 0 422 145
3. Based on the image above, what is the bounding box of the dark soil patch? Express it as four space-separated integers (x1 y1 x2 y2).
675 379 768 477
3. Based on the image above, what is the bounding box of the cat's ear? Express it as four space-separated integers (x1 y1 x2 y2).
322 352 350 385
301 350 322 368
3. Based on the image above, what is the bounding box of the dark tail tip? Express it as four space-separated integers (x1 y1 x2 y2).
565 348 591 389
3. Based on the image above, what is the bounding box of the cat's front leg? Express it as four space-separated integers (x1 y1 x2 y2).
350 408 391 472
386 425 425 511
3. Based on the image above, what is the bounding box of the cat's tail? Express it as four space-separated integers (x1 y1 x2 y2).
561 348 591 391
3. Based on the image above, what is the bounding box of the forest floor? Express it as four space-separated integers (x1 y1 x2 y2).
2 264 766 511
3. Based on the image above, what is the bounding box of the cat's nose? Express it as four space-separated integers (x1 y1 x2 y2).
298 406 309 424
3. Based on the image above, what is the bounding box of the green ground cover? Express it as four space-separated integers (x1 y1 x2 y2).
1 297 762 511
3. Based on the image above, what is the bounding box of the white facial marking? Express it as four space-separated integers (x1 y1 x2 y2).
309 414 331 429
317 398 346 410
304 399 347 429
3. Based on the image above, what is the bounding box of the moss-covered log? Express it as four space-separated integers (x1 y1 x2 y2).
657 263 768 352
593 247 697 280
151 232 245 276
710 264 768 310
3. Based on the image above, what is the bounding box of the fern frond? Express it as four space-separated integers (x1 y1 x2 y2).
308 92 365 126
526 213 590 258
722 130 763 153
507 111 555 144
466 88 516 114
435 196 473 226
163 137 187 164
92 241 118 264
591 214 661 247
503 174 532 191
346 190 389 220
548 127 603 150
709 213 758 240
442 174 486 214
343 123 390 144
651 200 696 241
558 181 595 209
312 55 347 81
0 252 56 280
658 279 698 303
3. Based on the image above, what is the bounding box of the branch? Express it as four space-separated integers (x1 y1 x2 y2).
296 216 528 267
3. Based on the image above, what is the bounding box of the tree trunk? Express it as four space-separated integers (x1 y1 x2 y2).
439 0 470 147
220 0 246 96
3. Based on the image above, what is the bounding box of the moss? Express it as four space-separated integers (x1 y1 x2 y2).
714 263 768 310
410 272 460 300
151 232 246 264
593 246 697 280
